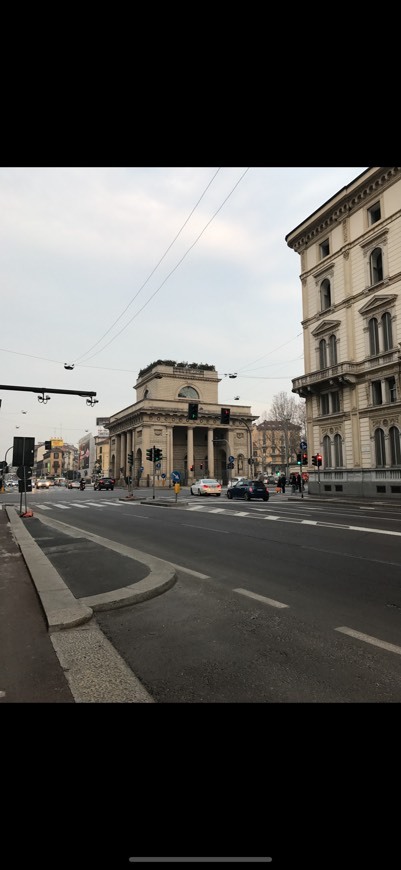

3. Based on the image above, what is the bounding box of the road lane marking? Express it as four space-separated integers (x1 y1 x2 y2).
234 588 289 609
349 525 401 536
335 626 401 656
54 503 71 509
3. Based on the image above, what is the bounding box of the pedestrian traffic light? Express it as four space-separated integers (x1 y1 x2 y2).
146 448 154 461
311 455 317 466
200 463 203 470
188 403 199 420
127 452 133 465
302 452 308 465
154 448 163 462
220 408 230 424
316 453 322 467
296 452 302 465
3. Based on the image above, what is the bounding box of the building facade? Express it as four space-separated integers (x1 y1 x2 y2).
287 166 401 498
252 420 302 478
105 362 256 486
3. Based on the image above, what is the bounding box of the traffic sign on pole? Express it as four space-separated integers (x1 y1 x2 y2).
300 440 307 450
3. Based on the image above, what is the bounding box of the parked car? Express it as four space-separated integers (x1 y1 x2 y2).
93 477 115 491
227 476 247 489
37 478 51 489
226 479 269 501
190 478 222 497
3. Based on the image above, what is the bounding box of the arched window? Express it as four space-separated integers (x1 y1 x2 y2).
144 389 150 398
319 338 327 369
320 279 331 311
381 312 393 351
178 386 199 399
389 426 401 466
333 434 343 467
370 247 383 285
368 317 379 356
374 428 386 467
329 334 337 366
323 434 332 467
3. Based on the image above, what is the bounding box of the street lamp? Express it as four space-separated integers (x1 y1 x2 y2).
239 418 253 474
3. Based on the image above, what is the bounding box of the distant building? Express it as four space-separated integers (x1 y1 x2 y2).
252 420 301 476
287 166 401 498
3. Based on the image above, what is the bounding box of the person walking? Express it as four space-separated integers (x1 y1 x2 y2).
280 473 286 494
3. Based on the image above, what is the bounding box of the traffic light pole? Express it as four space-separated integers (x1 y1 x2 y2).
152 445 156 500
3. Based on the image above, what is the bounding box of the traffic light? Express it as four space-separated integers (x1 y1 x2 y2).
154 448 163 462
45 441 51 450
188 403 199 420
302 452 308 465
127 452 133 465
311 455 317 466
220 408 230 424
146 448 154 462
200 463 203 470
316 453 322 467
190 465 194 472
296 452 302 465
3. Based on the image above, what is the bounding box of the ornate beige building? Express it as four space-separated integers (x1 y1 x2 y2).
287 166 401 498
252 420 302 477
106 362 256 486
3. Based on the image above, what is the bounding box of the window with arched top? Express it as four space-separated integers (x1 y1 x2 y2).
323 434 331 467
368 317 379 356
329 334 337 366
370 247 383 285
389 426 401 466
178 386 199 399
333 434 343 467
320 278 331 311
144 389 150 399
381 312 393 351
319 338 327 369
374 428 386 467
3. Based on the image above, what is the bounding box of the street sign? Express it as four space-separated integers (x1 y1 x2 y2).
156 462 161 469
300 440 307 450
171 471 180 482
228 455 235 462
139 466 144 472
161 473 166 479
17 466 32 479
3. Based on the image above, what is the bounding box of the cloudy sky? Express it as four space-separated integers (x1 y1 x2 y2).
0 166 367 460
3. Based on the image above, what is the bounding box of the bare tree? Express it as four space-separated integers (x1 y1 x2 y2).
269 391 298 421
268 391 306 477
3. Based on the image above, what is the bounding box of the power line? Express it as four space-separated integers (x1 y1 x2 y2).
75 168 250 365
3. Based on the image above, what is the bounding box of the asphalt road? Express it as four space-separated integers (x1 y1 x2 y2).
7 484 401 702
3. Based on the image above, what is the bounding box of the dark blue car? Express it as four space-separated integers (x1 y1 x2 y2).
226 479 269 502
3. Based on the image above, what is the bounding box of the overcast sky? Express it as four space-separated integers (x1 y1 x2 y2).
0 166 367 461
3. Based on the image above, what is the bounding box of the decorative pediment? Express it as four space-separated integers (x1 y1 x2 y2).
311 320 341 337
358 294 397 316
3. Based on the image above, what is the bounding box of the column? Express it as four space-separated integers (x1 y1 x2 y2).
207 428 214 477
120 432 126 483
114 435 121 480
187 426 194 481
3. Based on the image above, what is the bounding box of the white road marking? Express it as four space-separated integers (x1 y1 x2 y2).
234 588 289 609
170 563 210 579
349 525 401 537
31 503 52 510
336 626 401 656
54 503 71 509
209 509 226 513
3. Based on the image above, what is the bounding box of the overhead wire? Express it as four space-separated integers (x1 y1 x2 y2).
73 167 223 365
74 167 250 366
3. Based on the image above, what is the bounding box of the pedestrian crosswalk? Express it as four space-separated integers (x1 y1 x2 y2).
30 501 125 511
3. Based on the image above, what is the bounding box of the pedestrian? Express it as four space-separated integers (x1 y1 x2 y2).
296 472 302 492
275 477 281 494
280 473 286 494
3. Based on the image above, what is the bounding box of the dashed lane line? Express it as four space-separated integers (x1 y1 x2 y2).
234 587 289 609
335 626 401 656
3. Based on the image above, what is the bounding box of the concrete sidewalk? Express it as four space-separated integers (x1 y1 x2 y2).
0 504 176 703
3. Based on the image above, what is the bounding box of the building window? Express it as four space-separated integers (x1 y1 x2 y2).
321 394 329 415
368 202 381 225
320 278 331 311
372 380 382 405
323 434 332 467
370 247 383 285
320 239 330 259
381 312 393 351
386 376 396 403
330 391 340 413
374 428 386 467
368 317 379 355
178 386 199 399
329 334 337 366
333 434 343 467
389 427 401 465
319 338 327 369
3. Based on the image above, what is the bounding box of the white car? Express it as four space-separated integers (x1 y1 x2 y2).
190 478 222 497
227 476 247 489
36 478 51 489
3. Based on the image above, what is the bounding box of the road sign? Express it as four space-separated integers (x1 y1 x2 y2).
171 471 180 482
161 473 166 479
300 440 307 450
156 462 161 469
228 455 235 462
17 466 32 479
139 466 144 472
